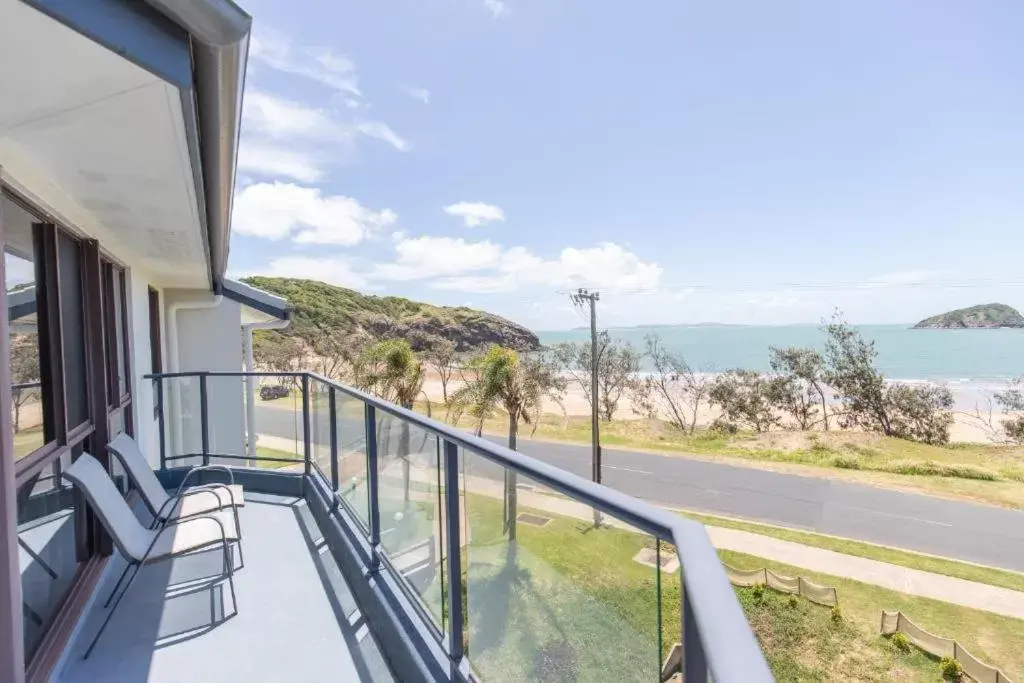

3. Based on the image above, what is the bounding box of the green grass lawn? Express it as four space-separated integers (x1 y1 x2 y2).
681 509 1024 593
458 494 1024 681
254 445 303 468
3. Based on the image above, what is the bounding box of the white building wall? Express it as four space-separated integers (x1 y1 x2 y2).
163 292 245 463
125 268 161 469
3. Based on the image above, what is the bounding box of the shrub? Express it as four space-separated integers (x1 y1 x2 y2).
890 632 911 653
708 418 739 435
830 455 862 470
751 583 766 601
830 606 843 624
810 440 833 455
823 313 953 444
939 656 963 680
709 369 788 432
787 595 800 608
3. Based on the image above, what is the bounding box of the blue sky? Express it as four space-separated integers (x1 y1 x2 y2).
229 0 1024 329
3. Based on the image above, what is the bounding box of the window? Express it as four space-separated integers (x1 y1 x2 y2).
3 189 136 664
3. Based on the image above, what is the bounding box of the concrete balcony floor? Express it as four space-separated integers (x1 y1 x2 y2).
57 493 394 683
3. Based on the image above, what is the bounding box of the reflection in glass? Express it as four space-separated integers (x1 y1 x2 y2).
18 450 80 657
5 217 49 458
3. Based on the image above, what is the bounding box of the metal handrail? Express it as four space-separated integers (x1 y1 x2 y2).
146 370 772 681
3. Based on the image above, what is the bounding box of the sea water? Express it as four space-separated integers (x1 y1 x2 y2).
538 324 1024 410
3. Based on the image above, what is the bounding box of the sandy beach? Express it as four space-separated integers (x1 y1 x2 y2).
420 373 1009 444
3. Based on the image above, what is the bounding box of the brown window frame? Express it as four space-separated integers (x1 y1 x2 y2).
4 186 137 668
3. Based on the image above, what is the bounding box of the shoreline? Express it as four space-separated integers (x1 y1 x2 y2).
422 372 1014 445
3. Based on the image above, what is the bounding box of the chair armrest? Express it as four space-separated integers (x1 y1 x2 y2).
158 489 226 526
186 483 238 509
174 464 235 497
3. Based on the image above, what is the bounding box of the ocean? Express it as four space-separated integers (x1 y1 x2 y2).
537 324 1024 410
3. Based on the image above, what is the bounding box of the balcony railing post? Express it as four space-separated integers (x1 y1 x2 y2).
683 583 708 682
156 377 166 471
365 403 381 572
199 373 209 467
443 439 464 661
328 386 339 494
301 374 311 477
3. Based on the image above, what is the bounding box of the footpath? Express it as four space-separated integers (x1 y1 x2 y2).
256 433 1024 620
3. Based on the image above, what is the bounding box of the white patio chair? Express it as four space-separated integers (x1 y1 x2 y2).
63 454 239 659
107 434 245 567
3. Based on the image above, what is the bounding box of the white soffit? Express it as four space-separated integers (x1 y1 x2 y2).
0 0 208 287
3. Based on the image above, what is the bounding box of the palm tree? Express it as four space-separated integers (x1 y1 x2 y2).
450 345 564 540
354 339 428 506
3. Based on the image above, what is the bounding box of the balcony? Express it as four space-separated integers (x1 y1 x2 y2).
59 371 771 682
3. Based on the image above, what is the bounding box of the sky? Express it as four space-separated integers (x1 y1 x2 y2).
228 0 1024 330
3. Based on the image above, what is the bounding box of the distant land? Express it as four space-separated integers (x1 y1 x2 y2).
913 303 1024 330
241 277 540 353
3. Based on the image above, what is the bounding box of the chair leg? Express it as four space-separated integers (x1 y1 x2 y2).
85 562 142 659
102 562 136 609
232 506 244 570
222 540 238 617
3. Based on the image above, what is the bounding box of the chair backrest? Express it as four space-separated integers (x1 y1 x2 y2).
62 454 155 562
107 433 170 517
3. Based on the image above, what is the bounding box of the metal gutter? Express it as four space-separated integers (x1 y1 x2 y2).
143 0 252 287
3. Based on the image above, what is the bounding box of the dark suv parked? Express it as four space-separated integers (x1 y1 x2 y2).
260 384 291 401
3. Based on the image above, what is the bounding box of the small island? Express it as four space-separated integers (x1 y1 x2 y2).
913 303 1024 329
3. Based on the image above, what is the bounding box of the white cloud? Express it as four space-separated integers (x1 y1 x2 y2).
484 0 510 18
250 30 361 97
443 202 505 228
354 122 410 152
243 91 409 152
250 256 371 290
233 182 397 245
373 237 661 294
243 91 338 140
403 86 430 104
237 142 323 183
373 236 503 281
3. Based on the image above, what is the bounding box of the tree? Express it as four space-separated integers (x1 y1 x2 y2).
354 339 426 409
709 369 787 433
354 339 428 507
426 339 458 403
549 331 641 421
994 377 1024 444
630 334 711 434
449 346 565 539
769 346 829 430
10 334 40 433
823 312 953 444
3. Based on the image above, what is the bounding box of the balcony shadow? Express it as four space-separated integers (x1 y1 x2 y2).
291 498 394 681
59 513 237 683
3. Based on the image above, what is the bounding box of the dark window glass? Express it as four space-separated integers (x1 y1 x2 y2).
115 270 127 398
148 287 161 374
17 449 80 657
58 233 87 429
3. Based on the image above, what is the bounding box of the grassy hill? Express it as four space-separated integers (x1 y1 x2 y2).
913 303 1024 329
241 277 540 357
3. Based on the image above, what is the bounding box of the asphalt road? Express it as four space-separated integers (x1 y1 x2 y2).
255 404 1024 572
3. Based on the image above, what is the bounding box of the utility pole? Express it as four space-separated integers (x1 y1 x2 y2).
571 288 602 527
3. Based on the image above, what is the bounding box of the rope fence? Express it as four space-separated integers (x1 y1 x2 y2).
880 611 1015 683
724 564 839 607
